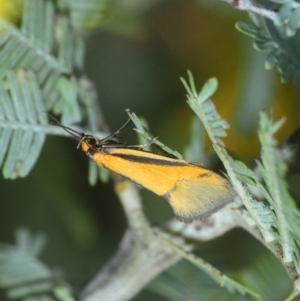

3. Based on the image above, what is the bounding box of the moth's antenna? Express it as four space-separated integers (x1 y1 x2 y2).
48 114 84 139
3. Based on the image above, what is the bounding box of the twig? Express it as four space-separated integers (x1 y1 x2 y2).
80 179 258 301
80 179 184 301
221 0 276 20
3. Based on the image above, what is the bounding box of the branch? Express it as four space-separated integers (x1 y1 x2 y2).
221 0 276 20
80 179 263 301
80 179 184 301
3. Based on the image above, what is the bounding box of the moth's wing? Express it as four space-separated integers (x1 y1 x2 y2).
165 176 234 223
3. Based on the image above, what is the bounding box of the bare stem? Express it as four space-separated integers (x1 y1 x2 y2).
80 179 257 301
221 0 276 21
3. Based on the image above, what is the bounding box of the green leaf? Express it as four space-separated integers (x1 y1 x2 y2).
280 63 297 82
88 161 98 186
253 40 276 51
258 112 300 270
0 229 75 301
99 166 110 184
0 0 86 114
126 109 183 159
198 78 218 103
232 160 256 179
277 55 290 74
0 69 47 178
182 71 278 243
286 7 300 36
237 6 300 89
265 51 278 69
182 73 227 146
235 22 263 38
249 12 263 28
58 77 81 125
274 2 293 26
0 1 107 183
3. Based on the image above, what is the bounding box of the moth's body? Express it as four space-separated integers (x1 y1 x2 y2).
80 138 234 223
52 118 234 223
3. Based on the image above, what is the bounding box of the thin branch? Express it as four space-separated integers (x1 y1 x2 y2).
80 227 182 301
221 0 276 20
80 180 184 301
80 179 260 301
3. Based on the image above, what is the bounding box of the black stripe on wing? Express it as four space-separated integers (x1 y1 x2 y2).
112 153 188 166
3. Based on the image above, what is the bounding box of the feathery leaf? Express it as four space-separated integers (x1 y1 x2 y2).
258 112 300 273
181 71 279 244
0 229 76 301
0 69 47 179
236 9 300 89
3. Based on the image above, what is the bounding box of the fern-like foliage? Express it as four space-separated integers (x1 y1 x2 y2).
258 112 300 274
180 70 300 297
0 0 84 120
0 69 47 179
0 229 77 301
126 109 184 159
235 3 300 89
271 0 300 37
0 0 107 179
181 71 279 243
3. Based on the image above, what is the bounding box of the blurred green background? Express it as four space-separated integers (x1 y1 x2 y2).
1 0 300 300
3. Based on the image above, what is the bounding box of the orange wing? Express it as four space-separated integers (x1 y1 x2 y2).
84 146 234 222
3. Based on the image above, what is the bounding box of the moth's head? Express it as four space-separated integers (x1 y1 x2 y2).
78 135 101 151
